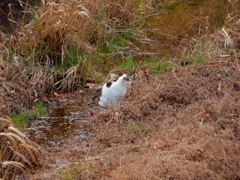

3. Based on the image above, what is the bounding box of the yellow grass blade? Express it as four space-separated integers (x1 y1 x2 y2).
8 145 32 166
8 126 28 140
0 133 38 164
2 161 34 179
2 161 24 167
2 134 20 152
0 118 13 125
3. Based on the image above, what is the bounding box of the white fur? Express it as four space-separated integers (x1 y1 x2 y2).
98 74 131 107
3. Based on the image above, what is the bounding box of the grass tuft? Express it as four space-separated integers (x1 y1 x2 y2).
0 118 44 179
11 102 45 128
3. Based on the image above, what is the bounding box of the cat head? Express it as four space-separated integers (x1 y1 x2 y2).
119 74 131 87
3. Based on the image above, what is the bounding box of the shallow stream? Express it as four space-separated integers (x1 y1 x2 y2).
26 89 96 150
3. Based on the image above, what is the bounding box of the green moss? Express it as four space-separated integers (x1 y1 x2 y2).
11 101 46 128
11 113 27 128
33 102 46 115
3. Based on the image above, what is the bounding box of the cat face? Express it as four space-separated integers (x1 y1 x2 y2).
123 76 130 81
121 74 131 87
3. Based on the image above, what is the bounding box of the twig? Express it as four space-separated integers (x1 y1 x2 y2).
130 10 171 25
101 52 162 56
184 111 205 125
2 83 10 94
53 162 79 172
173 74 180 83
222 28 240 72
0 44 10 61
151 174 161 180
85 156 106 161
141 29 188 41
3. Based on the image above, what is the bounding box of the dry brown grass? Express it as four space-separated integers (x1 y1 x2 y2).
0 1 239 178
17 0 135 64
66 60 240 179
0 118 44 179
0 59 54 116
1 0 237 94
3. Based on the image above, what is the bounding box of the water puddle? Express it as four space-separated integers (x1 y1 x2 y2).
26 89 97 150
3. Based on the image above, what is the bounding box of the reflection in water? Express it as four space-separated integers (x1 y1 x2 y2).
26 90 96 148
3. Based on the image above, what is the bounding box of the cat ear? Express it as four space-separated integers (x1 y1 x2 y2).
123 76 130 81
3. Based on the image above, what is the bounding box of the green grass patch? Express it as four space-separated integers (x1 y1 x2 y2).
120 55 135 69
11 101 46 128
125 123 141 132
180 41 212 65
192 44 210 64
33 101 46 115
101 30 135 53
125 123 151 134
145 57 173 74
60 162 88 180
64 45 83 68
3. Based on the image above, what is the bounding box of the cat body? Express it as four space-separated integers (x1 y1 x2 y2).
98 74 131 107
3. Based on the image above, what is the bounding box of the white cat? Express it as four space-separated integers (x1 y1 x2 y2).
98 74 131 107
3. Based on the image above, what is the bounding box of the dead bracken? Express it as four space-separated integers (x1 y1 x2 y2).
40 61 239 180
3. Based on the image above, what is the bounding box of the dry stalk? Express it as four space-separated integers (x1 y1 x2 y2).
0 118 44 179
221 27 240 72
